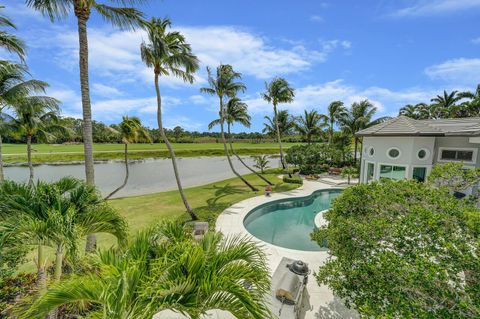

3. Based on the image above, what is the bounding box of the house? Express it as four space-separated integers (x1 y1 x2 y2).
356 116 480 186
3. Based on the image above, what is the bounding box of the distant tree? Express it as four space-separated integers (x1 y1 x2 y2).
252 155 269 174
295 109 326 144
458 84 480 117
141 17 200 220
428 162 480 194
399 104 418 119
105 116 151 200
313 180 480 318
340 166 357 184
262 78 295 169
11 96 68 185
201 64 258 191
430 90 463 118
263 109 296 138
172 126 184 142
325 101 346 144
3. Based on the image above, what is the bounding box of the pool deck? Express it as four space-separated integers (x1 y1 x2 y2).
216 180 358 319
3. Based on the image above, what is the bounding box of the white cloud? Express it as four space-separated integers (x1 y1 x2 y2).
310 15 324 22
425 58 480 83
92 83 123 98
472 37 480 44
164 116 203 130
47 87 82 118
392 0 480 17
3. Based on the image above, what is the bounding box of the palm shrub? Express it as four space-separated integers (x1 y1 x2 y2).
252 155 269 174
340 166 358 184
19 221 272 319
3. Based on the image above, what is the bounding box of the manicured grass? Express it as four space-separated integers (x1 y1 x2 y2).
18 169 298 273
2 142 300 164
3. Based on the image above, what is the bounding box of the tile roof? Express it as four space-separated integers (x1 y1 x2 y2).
356 116 480 137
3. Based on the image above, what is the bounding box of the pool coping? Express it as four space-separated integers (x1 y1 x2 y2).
215 180 358 319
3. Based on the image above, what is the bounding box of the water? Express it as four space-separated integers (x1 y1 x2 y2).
243 189 342 251
4 156 280 198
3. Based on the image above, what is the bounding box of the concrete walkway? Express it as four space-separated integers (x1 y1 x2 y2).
216 180 358 319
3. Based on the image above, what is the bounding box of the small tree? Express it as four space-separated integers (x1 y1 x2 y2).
428 162 480 194
340 166 357 184
252 155 269 174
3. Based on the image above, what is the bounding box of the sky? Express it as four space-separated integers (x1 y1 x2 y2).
3 0 480 132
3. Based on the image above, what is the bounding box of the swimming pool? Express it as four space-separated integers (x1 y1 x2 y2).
243 189 342 251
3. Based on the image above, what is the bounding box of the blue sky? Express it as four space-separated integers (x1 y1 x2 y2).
3 0 480 132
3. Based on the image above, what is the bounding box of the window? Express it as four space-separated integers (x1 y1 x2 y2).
387 148 400 159
440 149 474 162
368 147 375 157
366 162 375 182
413 167 427 183
417 149 429 160
379 165 406 180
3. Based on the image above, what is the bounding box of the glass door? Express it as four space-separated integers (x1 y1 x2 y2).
413 167 427 182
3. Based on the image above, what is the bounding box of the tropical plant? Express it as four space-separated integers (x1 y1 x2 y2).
0 5 26 61
105 116 151 200
340 166 357 184
209 97 273 185
325 101 345 144
295 109 326 144
201 64 257 191
141 17 200 220
19 221 272 319
399 104 418 118
262 110 296 137
0 178 127 294
428 162 480 194
26 0 145 252
313 180 480 318
340 100 390 164
262 78 295 169
458 84 480 117
252 155 269 174
10 96 67 185
430 90 463 118
0 62 48 182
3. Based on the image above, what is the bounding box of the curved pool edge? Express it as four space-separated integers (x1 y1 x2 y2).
314 209 330 228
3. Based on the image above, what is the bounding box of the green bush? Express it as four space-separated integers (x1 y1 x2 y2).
283 175 303 185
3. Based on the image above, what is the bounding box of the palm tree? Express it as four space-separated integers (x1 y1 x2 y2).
26 0 144 252
0 6 26 61
19 222 271 319
458 84 480 117
325 101 345 144
201 64 258 192
105 116 151 200
140 18 200 220
0 178 127 293
295 109 326 144
209 97 273 185
11 96 67 185
430 90 462 118
253 155 269 174
399 104 418 119
0 63 48 182
263 109 296 137
340 100 390 164
262 78 294 169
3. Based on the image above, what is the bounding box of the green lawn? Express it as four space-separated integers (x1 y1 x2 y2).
18 169 298 273
2 142 299 164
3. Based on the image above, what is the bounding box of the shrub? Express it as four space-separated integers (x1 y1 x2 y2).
283 175 303 185
285 143 353 174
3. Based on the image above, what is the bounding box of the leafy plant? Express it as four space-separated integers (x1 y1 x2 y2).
340 166 358 184
252 155 270 173
282 175 303 185
428 162 480 194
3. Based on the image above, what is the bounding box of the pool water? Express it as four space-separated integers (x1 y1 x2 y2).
243 189 342 251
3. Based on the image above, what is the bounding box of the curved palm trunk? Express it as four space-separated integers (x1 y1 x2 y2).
76 13 96 253
0 134 4 182
155 73 198 220
104 143 129 200
36 245 46 292
227 123 273 186
220 97 258 192
273 103 286 169
27 134 34 186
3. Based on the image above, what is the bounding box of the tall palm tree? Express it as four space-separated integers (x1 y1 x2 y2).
0 178 127 293
201 64 257 192
141 18 200 220
458 84 480 117
262 109 296 137
19 222 271 319
209 97 273 185
430 90 462 119
26 0 144 252
0 63 48 182
399 104 418 119
105 116 151 200
325 101 345 144
295 109 326 144
262 78 294 169
0 5 26 61
340 100 390 164
11 96 67 185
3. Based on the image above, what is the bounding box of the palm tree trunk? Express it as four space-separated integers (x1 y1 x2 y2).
0 134 4 182
27 134 33 186
155 73 198 220
354 137 358 164
227 124 273 186
273 103 286 169
76 13 96 253
48 244 63 319
329 120 334 145
104 143 129 200
220 97 258 192
36 245 46 293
